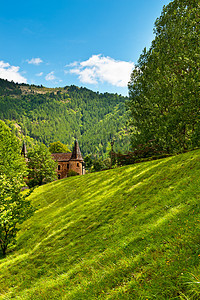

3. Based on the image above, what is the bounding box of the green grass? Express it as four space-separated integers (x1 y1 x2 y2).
0 150 200 299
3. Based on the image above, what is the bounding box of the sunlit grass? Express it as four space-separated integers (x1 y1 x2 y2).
0 150 200 299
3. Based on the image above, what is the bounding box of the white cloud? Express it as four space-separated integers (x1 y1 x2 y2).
0 60 27 83
70 67 98 84
65 61 78 68
36 72 43 77
27 58 43 65
67 54 135 87
45 71 56 81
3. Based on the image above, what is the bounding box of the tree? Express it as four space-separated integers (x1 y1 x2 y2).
0 121 34 256
27 143 57 187
49 141 71 153
84 155 111 172
0 120 26 179
128 0 200 154
0 175 34 256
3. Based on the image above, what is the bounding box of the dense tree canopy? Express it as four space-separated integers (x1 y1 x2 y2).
0 82 130 157
27 143 57 187
49 141 71 153
0 121 34 256
128 0 200 153
0 120 26 179
0 175 34 256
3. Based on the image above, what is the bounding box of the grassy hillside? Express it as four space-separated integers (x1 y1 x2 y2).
0 150 200 299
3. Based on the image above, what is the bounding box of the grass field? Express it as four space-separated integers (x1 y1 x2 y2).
0 150 200 299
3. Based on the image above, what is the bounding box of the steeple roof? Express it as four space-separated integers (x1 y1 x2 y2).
21 141 27 157
70 139 84 161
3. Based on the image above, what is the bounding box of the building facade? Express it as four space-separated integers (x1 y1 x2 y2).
51 140 85 179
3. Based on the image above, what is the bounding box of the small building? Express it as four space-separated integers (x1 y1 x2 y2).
51 139 85 179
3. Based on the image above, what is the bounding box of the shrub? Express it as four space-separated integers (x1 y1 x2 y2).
68 170 78 177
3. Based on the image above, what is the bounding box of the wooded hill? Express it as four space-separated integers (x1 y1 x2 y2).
0 79 130 156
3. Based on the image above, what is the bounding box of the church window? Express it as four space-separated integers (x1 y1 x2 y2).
58 165 61 170
77 163 79 167
67 164 69 169
58 174 61 179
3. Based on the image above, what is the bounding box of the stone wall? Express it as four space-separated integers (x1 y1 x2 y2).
69 160 84 175
57 160 84 179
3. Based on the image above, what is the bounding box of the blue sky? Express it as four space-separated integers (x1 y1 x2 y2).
0 0 170 95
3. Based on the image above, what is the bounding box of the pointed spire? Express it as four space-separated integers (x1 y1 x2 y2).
70 139 83 161
21 141 27 158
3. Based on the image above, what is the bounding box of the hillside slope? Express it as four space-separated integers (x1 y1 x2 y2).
0 79 129 156
0 150 200 299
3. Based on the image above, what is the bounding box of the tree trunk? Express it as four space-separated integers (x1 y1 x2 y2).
1 244 7 256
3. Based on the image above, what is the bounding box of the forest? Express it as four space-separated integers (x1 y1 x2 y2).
0 79 130 157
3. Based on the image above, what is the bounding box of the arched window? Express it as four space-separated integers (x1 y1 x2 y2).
58 165 61 170
58 174 61 179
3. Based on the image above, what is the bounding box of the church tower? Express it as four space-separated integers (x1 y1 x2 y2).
51 139 85 179
69 139 85 175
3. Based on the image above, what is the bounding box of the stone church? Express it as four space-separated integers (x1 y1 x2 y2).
51 139 85 179
21 139 85 180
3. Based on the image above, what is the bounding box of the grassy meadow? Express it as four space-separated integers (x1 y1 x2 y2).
0 150 200 299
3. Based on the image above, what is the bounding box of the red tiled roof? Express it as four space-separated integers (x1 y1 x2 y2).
51 153 72 162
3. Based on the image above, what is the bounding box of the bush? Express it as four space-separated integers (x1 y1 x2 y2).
68 170 78 177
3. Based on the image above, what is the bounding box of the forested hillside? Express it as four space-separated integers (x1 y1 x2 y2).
0 79 130 156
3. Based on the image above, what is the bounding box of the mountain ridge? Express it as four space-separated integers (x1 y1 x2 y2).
0 78 130 156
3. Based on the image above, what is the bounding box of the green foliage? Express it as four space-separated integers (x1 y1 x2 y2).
128 0 200 154
67 170 78 177
27 143 57 187
84 155 111 172
0 175 34 256
0 81 130 157
3 119 36 149
49 141 71 153
113 140 170 166
0 79 22 96
84 154 94 170
0 120 26 179
0 121 34 256
0 150 199 298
